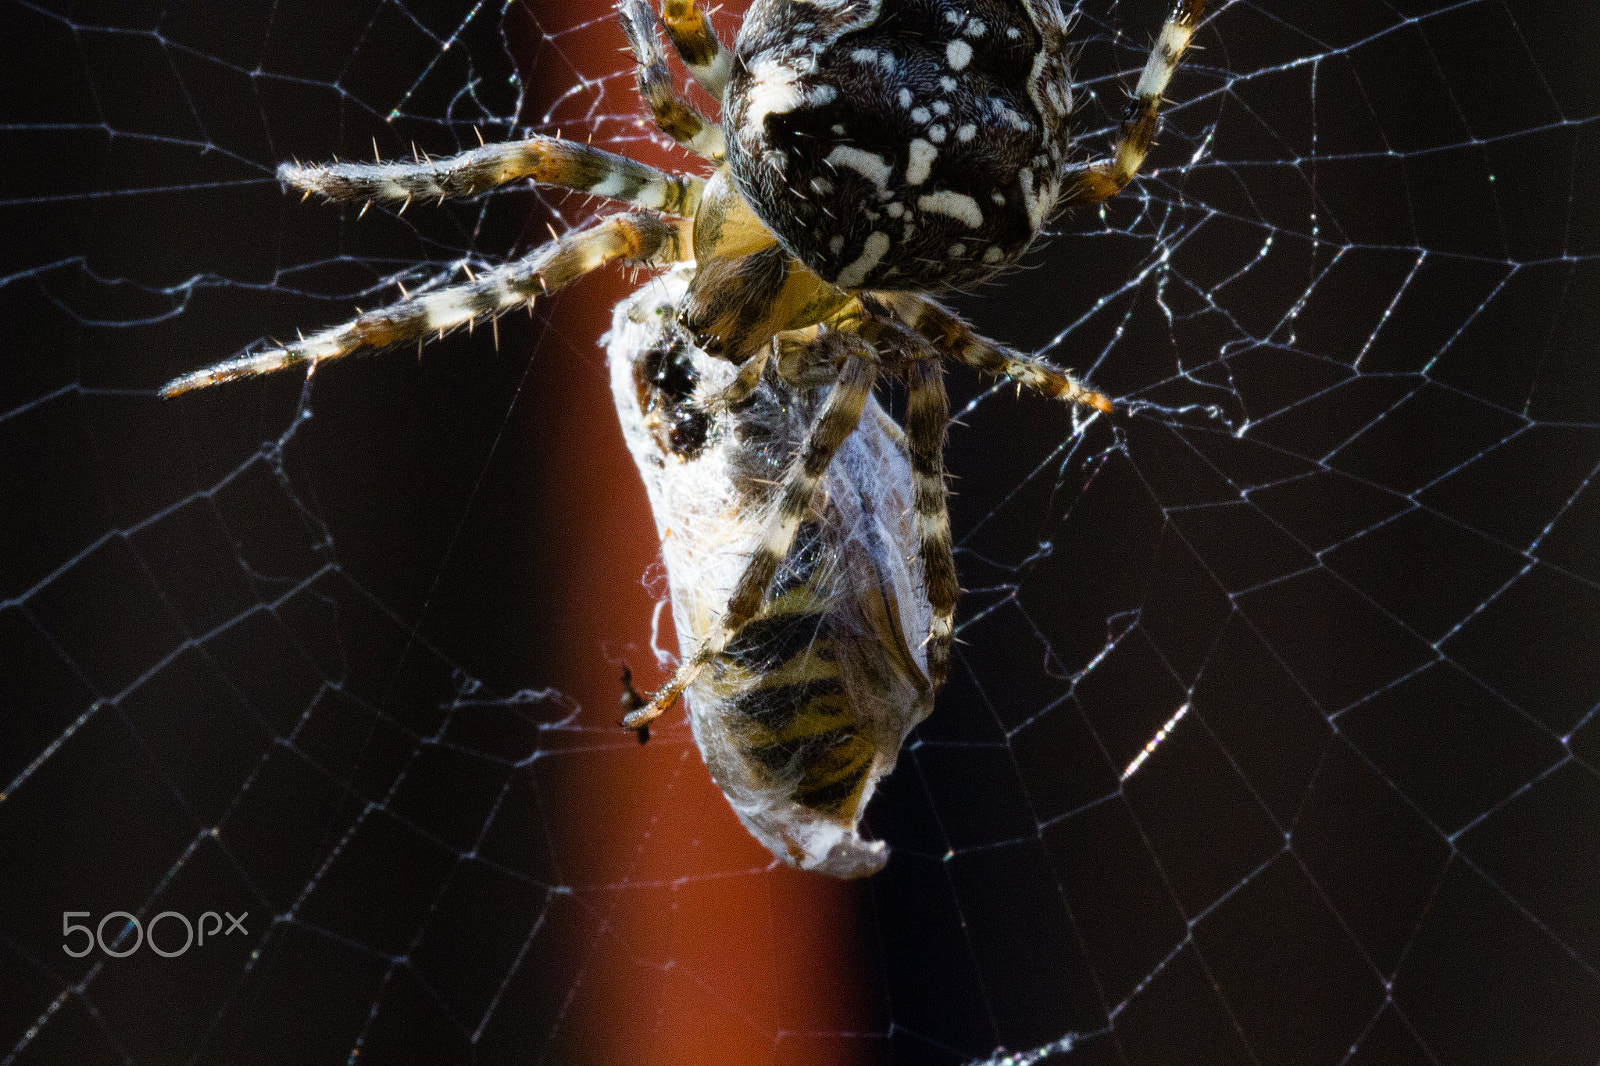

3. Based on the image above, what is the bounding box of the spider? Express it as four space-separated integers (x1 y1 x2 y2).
163 0 1211 736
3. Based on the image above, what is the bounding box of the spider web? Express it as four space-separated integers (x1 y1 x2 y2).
4 0 1599 1062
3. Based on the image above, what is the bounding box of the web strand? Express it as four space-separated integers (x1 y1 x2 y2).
3 0 1599 1062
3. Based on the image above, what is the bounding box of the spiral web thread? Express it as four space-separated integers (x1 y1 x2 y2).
3 0 1598 1061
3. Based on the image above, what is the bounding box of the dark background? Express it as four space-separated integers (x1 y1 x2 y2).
3 0 1599 1063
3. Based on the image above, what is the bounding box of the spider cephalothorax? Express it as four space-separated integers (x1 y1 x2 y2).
161 0 1212 873
725 0 1075 292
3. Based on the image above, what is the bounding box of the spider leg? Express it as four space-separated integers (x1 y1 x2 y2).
900 339 957 691
659 0 732 98
617 0 727 162
876 293 1114 414
162 212 686 397
623 332 880 729
279 136 703 216
783 306 957 685
1060 0 1209 207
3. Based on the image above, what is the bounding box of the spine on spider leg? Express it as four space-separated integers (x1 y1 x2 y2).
160 214 682 398
278 136 702 215
607 268 935 877
1140 0 1210 103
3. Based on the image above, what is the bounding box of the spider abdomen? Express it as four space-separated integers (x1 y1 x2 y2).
726 0 1074 292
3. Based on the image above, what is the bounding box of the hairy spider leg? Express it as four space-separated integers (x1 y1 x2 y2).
898 339 957 691
878 293 1115 414
660 0 732 98
617 0 727 161
759 288 1106 692
161 212 686 397
776 305 960 688
278 135 704 216
1062 0 1210 206
623 332 881 730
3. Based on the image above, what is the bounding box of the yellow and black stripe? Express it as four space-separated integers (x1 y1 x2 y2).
713 526 877 819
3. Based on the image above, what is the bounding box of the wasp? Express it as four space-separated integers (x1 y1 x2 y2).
610 269 934 877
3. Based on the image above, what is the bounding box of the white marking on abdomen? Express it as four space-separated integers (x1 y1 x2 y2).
916 191 983 228
826 146 892 190
743 58 805 136
905 139 938 185
834 230 890 288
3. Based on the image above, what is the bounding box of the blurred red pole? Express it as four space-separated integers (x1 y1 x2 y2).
517 4 881 1062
